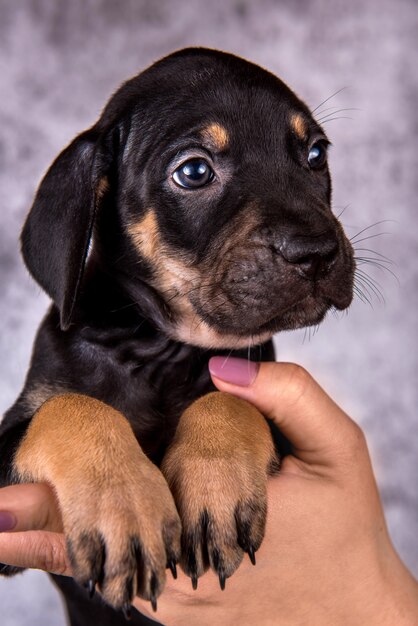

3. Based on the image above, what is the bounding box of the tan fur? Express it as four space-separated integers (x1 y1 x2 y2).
201 122 229 150
290 113 308 140
95 176 109 205
14 393 180 606
127 205 276 349
128 211 206 340
128 209 197 297
173 318 273 350
161 392 276 577
128 210 161 260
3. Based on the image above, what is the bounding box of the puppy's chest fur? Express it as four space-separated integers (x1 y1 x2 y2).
14 316 209 460
5 279 272 463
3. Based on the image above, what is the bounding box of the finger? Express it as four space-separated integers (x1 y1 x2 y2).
0 530 71 575
209 358 364 464
0 484 63 533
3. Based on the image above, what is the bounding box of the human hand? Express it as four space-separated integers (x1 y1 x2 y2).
1 360 417 625
132 359 418 625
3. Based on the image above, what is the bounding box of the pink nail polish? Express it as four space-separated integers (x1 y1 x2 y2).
0 512 16 532
209 356 259 386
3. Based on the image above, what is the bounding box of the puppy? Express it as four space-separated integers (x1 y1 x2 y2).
0 48 354 625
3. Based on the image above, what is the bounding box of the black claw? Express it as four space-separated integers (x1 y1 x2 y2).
125 575 134 603
167 559 178 579
191 574 198 590
88 580 95 599
150 572 158 611
219 572 226 591
122 605 132 621
247 546 256 566
83 579 95 599
150 595 157 612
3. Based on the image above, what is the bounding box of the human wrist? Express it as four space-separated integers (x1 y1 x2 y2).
327 541 418 626
375 547 418 625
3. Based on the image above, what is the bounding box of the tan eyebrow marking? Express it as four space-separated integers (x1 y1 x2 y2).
201 123 229 150
290 113 308 140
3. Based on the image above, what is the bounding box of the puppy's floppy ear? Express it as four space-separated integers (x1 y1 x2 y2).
21 129 111 331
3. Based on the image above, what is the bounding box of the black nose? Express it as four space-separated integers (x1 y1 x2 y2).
278 232 339 280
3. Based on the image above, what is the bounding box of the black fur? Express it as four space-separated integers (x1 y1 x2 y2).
0 48 354 625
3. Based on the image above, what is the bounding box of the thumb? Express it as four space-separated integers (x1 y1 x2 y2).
209 357 362 465
0 483 70 575
0 483 62 533
0 529 70 575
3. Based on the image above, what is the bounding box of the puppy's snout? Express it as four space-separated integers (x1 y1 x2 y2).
277 231 339 280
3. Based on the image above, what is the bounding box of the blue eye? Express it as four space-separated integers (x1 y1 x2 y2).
172 158 214 189
308 142 328 169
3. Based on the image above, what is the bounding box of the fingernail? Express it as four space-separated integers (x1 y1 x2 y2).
209 357 259 386
0 512 17 532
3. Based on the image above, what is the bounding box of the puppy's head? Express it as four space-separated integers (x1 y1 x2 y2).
22 48 354 348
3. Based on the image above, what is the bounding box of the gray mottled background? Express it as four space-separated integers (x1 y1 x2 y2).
0 0 417 624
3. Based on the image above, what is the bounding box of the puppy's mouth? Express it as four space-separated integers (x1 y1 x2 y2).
191 283 352 337
180 259 355 347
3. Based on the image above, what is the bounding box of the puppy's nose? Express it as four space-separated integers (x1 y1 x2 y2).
278 232 339 280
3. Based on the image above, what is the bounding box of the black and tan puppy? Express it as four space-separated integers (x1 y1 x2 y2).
0 48 354 625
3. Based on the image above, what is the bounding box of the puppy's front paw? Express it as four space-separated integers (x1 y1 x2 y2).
162 455 268 589
13 394 182 613
63 458 181 612
161 392 277 589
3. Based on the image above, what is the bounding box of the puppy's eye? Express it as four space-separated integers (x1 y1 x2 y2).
172 159 214 189
308 142 328 169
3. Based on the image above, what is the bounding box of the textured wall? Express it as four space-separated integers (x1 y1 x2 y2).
0 0 417 624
